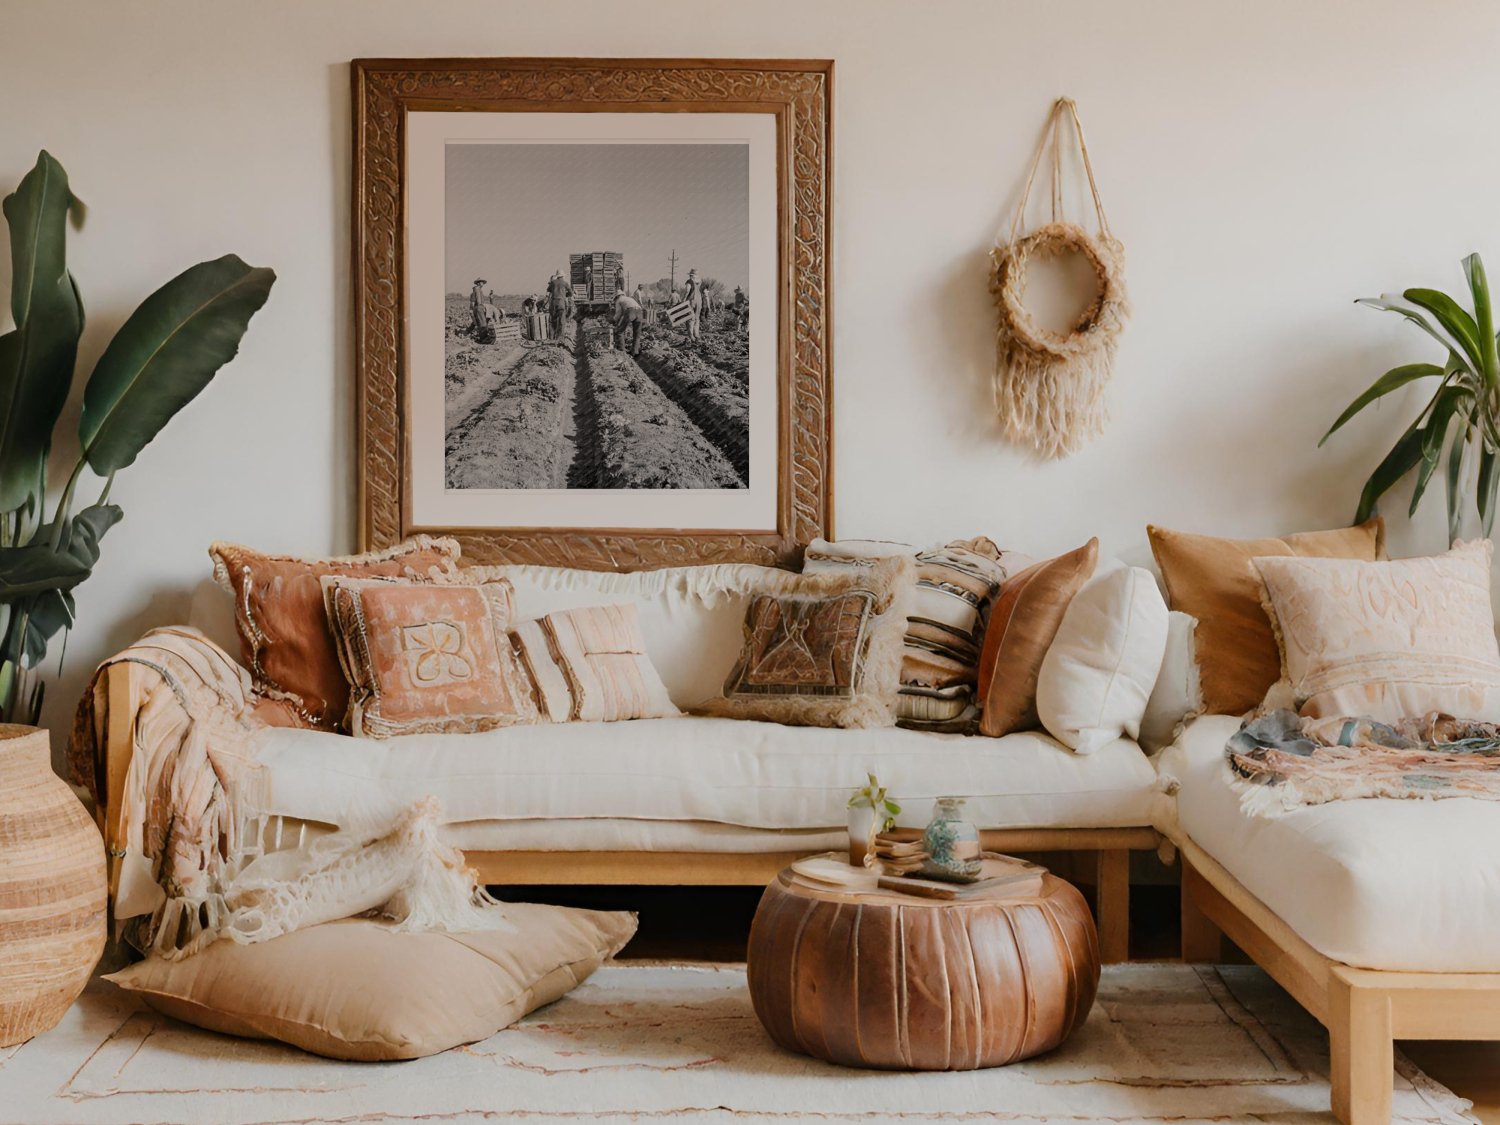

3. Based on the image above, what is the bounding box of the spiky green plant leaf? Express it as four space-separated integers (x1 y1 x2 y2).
1321 363 1443 446
1404 288 1483 372
1410 387 1470 517
1355 421 1426 524
1481 447 1500 536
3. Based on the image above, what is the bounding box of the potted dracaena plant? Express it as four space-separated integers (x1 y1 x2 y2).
0 150 274 724
1323 253 1500 544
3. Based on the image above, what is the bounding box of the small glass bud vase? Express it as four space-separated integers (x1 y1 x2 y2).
921 797 983 882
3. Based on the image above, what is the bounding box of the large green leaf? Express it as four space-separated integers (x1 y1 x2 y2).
1404 287 1483 372
79 254 274 473
0 151 84 512
1320 362 1443 446
0 542 90 598
1355 421 1426 524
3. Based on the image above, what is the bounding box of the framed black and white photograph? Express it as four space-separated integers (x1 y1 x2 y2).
353 58 834 569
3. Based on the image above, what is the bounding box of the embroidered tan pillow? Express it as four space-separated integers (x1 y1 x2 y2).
700 555 915 729
210 537 461 729
1148 519 1385 716
977 539 1099 738
323 574 538 738
510 603 679 723
105 905 637 1061
1254 540 1500 723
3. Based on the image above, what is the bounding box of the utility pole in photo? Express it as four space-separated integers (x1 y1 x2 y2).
668 249 678 294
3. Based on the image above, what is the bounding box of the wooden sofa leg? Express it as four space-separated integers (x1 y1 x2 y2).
1328 968 1393 1125
1179 858 1224 963
1094 848 1129 964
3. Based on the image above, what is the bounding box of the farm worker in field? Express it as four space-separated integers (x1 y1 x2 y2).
583 264 593 298
683 269 704 341
470 279 491 331
548 271 570 340
612 292 644 355
733 286 749 334
615 265 626 295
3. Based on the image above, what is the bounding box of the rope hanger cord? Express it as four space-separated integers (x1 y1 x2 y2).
990 97 1130 461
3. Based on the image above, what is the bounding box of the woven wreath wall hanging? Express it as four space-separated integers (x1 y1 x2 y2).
990 97 1129 460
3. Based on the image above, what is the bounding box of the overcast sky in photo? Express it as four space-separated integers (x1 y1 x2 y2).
445 142 749 295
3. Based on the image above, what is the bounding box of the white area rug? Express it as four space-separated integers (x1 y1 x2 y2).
0 962 1475 1124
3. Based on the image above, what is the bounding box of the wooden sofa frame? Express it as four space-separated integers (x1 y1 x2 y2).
1179 835 1500 1125
99 661 1156 963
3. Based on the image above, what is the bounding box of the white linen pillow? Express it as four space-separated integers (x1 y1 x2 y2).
1253 540 1500 722
1036 564 1169 754
1138 611 1202 751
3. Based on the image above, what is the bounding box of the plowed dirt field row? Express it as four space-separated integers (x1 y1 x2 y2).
572 336 741 489
634 336 749 484
446 340 577 489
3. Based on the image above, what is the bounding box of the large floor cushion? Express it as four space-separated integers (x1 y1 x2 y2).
1159 715 1500 972
250 717 1159 833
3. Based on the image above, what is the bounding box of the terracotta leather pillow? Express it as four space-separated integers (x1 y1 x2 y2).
1147 518 1385 716
105 904 637 1061
210 537 461 730
323 575 540 738
977 539 1098 738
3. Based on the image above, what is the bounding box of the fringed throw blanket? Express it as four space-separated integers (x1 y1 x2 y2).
70 627 509 959
1227 708 1500 816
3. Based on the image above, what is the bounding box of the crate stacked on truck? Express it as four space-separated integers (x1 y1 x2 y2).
570 251 624 310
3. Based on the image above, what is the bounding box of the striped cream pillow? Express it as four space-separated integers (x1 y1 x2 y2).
511 603 679 723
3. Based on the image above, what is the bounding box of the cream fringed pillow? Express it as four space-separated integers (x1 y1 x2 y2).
699 555 915 729
510 603 679 723
1254 540 1500 722
106 904 637 1061
323 574 539 738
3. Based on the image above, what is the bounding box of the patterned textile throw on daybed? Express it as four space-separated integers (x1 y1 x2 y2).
69 627 509 960
1226 708 1500 815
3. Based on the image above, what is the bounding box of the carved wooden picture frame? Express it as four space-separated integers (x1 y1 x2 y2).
352 58 833 569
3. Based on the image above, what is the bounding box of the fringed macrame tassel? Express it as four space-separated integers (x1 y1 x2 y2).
991 99 1129 460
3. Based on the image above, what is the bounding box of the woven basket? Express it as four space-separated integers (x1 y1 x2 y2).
0 724 106 1046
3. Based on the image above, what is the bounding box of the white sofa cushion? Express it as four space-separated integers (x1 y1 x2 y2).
249 716 1158 834
1158 714 1500 972
1035 564 1168 754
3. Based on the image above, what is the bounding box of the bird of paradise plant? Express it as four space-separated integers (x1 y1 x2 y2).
1323 253 1500 545
0 151 274 724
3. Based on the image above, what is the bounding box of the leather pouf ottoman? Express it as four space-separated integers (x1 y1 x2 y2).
747 866 1099 1070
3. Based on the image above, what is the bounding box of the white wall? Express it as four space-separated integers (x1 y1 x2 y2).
2 0 1497 744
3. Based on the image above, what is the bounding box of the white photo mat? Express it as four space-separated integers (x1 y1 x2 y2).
405 111 779 532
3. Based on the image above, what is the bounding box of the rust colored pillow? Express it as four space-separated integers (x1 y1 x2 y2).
210 537 461 730
1147 518 1385 716
323 575 539 738
977 539 1099 738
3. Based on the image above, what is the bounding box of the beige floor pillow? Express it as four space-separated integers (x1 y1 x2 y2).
105 902 636 1061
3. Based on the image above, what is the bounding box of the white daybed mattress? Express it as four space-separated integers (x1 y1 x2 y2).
1158 715 1500 972
248 715 1159 841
